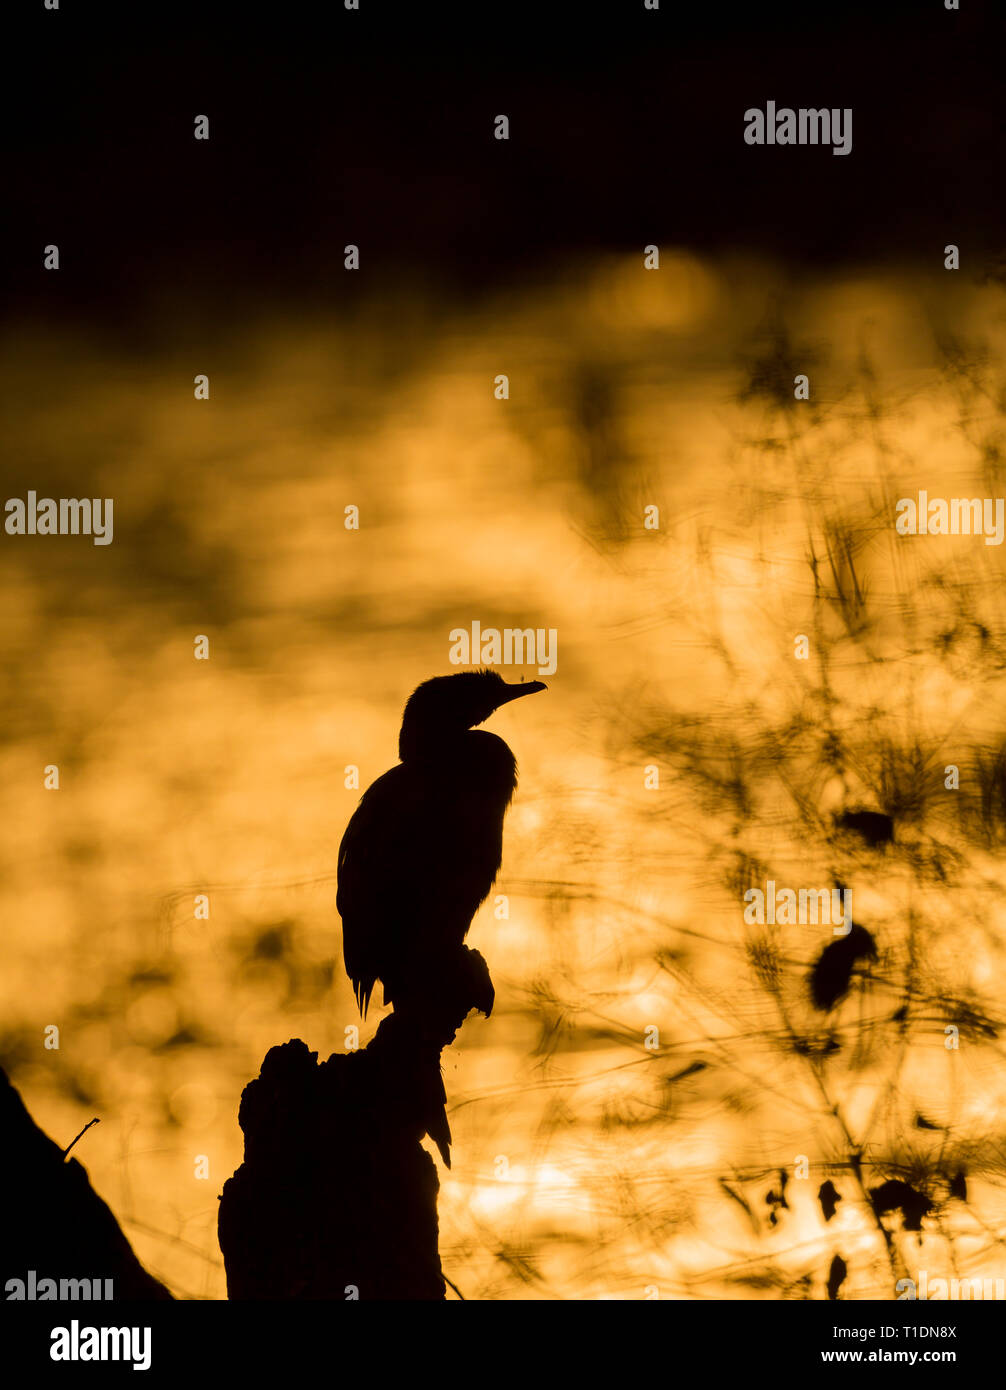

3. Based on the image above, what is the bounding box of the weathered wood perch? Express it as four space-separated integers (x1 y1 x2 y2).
0 1066 172 1300
218 944 494 1300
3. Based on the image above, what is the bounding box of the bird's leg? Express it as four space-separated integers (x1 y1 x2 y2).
382 945 496 1166
392 944 495 1044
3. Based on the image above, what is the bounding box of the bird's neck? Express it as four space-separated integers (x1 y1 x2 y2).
399 728 518 801
398 719 459 762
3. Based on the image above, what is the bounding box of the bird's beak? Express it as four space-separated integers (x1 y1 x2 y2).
497 679 547 704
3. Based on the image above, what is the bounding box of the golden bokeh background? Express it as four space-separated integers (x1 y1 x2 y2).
3 252 1006 1298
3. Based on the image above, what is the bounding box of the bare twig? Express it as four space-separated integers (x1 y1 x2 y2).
62 1117 100 1160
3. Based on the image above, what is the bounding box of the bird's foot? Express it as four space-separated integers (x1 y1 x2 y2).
460 947 495 1019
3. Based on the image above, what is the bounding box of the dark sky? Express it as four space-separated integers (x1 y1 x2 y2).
6 0 1004 326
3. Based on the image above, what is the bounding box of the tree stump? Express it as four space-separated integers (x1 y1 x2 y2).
218 945 493 1300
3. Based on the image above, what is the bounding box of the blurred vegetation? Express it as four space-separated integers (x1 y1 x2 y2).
2 253 1005 1298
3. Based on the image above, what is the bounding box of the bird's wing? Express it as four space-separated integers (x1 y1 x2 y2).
337 766 429 1012
337 757 508 1013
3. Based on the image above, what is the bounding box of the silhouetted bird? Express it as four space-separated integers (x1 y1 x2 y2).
338 670 546 1017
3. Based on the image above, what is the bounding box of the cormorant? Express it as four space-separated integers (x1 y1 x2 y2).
337 669 546 1017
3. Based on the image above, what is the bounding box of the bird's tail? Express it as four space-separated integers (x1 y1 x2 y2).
426 1083 452 1169
353 977 375 1019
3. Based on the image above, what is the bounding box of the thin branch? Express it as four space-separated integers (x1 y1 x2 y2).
62 1117 100 1160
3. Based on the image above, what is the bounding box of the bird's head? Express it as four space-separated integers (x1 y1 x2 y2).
399 669 546 759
